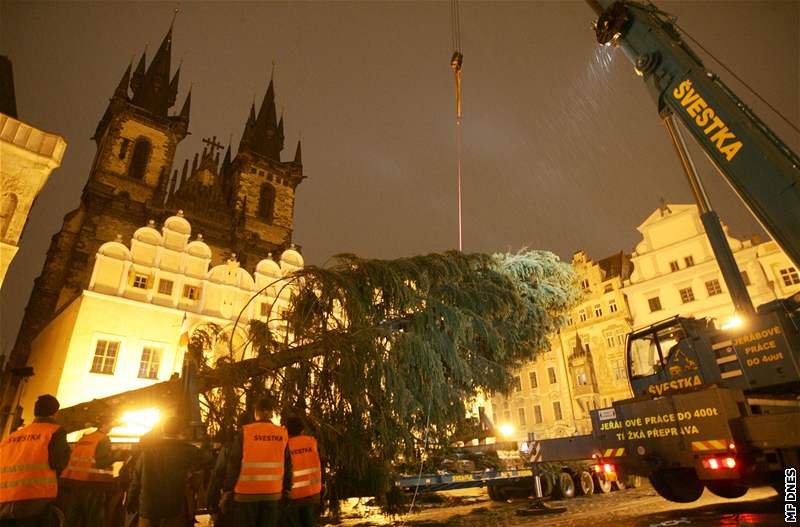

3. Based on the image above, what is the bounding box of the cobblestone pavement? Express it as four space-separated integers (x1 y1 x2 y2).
330 483 785 527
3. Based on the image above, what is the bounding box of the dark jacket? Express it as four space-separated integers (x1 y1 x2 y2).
0 416 70 520
128 437 205 520
223 423 292 500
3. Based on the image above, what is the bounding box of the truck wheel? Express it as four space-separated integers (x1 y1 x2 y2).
706 481 748 499
576 471 594 495
649 469 704 503
539 472 554 497
554 472 575 499
612 478 626 491
624 475 642 488
594 474 612 493
487 484 507 501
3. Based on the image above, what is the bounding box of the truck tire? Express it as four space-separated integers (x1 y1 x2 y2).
487 484 507 502
539 472 554 497
625 475 642 488
594 474 612 493
649 469 704 503
576 471 594 496
706 481 748 499
554 472 575 499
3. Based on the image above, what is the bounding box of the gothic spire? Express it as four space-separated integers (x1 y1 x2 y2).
293 140 302 164
130 20 178 116
242 76 283 159
114 62 132 99
130 49 147 93
179 87 191 120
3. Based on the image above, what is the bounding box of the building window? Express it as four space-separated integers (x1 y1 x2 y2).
503 410 511 423
603 283 613 293
780 267 800 286
0 193 18 238
512 375 522 392
518 407 526 427
565 314 573 326
259 183 276 222
579 310 588 322
669 261 680 272
533 405 543 424
684 255 695 267
138 346 161 380
183 285 200 300
615 329 626 346
547 367 557 384
605 334 615 347
608 299 618 313
528 371 538 389
648 296 662 312
260 302 271 317
132 273 149 289
553 401 563 421
90 340 120 375
119 138 131 159
594 304 603 317
580 279 590 291
613 360 626 381
576 369 588 386
679 287 695 303
157 279 173 295
128 137 151 179
741 271 751 286
705 279 722 296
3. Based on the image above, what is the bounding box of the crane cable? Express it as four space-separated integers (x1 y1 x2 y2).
450 0 464 251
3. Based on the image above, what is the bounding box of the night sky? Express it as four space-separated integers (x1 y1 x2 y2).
1 1 798 356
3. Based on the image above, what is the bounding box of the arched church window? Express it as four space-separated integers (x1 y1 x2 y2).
128 137 152 179
259 183 275 221
0 193 18 239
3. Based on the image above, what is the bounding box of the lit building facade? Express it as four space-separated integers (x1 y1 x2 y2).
0 57 66 287
19 214 303 427
622 204 800 329
490 250 634 440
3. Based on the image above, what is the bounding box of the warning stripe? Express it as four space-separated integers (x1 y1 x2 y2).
691 439 727 452
716 355 738 365
712 340 733 351
602 448 626 457
720 369 743 379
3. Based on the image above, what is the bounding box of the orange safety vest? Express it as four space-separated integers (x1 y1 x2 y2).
61 430 114 482
0 422 60 503
234 422 288 495
288 435 322 500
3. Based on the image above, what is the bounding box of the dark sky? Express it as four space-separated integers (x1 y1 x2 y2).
1 1 798 356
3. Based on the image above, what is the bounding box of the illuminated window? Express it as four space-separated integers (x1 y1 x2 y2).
579 310 588 322
533 405 543 424
503 410 511 422
603 283 613 293
613 360 626 381
157 279 173 295
512 375 522 392
182 285 200 300
594 304 603 317
608 299 618 313
576 369 588 386
580 279 590 291
780 267 800 286
565 314 573 326
684 255 695 267
528 371 538 389
90 340 120 375
132 273 149 289
518 407 526 427
606 334 615 347
553 401 563 421
741 271 751 286
679 287 695 303
615 329 626 346
547 367 557 384
138 346 161 380
669 261 680 272
648 297 662 312
260 302 271 317
705 279 722 296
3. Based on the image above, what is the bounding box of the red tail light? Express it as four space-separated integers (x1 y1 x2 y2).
603 463 615 474
708 458 719 470
724 457 736 468
702 456 736 470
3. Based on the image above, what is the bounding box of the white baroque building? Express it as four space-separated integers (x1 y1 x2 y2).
20 212 303 427
622 204 800 329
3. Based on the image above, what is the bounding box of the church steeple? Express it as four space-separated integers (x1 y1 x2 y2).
239 76 284 160
114 62 132 99
130 22 178 116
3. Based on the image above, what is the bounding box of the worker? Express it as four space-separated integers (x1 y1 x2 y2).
284 416 323 527
223 397 291 527
59 414 117 526
0 394 70 526
128 416 206 527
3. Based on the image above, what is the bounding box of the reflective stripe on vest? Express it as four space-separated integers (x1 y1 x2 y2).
0 422 60 503
61 431 114 482
288 435 322 500
234 422 288 495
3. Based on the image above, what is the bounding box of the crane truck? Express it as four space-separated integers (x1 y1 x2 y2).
530 0 800 505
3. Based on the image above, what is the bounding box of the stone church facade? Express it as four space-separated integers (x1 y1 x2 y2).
1 24 305 432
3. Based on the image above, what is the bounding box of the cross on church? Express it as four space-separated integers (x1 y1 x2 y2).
202 136 225 155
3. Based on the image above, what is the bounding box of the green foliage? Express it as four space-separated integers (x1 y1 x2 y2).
197 250 578 506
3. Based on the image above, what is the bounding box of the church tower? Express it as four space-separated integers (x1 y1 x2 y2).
3 23 190 404
2 22 305 426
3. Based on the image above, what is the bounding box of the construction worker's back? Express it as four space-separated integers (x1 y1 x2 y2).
235 422 288 496
0 421 61 503
288 435 322 500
